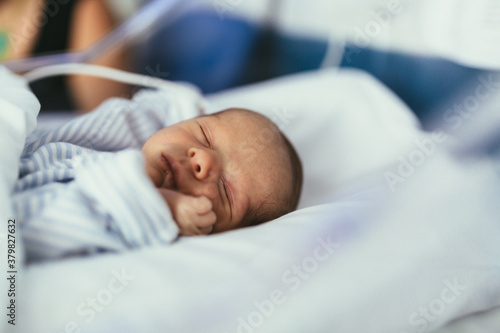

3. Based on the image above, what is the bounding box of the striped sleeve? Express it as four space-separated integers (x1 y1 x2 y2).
23 88 203 157
20 150 179 263
74 150 179 248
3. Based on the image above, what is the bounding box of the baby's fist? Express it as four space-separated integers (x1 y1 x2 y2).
158 189 216 235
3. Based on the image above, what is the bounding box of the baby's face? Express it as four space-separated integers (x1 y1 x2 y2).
142 110 292 233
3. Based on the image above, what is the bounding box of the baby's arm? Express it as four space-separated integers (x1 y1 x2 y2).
158 189 216 236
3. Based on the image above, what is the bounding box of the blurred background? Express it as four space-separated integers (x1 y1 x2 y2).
1 0 499 126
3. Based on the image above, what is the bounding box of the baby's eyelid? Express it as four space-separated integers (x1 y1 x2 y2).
221 177 232 219
199 123 211 147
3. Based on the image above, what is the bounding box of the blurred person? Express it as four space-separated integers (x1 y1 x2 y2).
0 0 129 112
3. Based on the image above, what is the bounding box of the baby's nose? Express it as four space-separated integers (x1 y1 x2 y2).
188 147 216 180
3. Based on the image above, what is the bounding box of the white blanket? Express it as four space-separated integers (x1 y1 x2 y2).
2 67 500 333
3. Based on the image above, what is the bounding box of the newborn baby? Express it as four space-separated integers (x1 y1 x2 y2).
143 108 303 235
6 64 302 262
11 87 302 262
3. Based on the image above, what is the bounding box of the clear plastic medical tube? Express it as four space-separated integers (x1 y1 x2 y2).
24 63 174 89
24 63 203 101
23 63 207 115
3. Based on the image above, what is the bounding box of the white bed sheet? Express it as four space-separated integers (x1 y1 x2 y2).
5 68 500 333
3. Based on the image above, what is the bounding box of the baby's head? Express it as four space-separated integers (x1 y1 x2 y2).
142 108 302 233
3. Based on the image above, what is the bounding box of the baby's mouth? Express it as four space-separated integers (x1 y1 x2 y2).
160 153 177 190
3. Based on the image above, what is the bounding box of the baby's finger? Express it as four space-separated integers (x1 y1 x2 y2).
194 210 217 228
198 226 213 235
179 224 204 236
191 196 212 214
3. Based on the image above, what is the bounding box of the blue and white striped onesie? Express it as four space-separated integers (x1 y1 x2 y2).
11 88 202 263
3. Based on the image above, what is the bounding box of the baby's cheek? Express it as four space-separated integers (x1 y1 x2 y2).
226 160 242 175
201 183 218 199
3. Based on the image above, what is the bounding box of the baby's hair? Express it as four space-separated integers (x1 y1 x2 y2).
211 108 303 227
280 130 303 211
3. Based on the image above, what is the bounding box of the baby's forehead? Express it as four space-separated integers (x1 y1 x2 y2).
201 109 274 129
195 110 288 163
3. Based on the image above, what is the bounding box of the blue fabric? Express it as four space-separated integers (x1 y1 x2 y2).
139 11 259 93
340 45 492 122
247 31 327 82
138 11 493 125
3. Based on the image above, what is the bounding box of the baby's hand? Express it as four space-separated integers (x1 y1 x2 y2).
158 189 216 236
